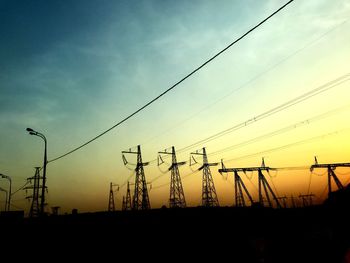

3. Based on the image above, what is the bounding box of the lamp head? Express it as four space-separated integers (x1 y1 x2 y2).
0 174 10 181
26 128 37 135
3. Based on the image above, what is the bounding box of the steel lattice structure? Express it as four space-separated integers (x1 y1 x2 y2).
24 167 43 217
158 146 186 208
122 145 151 210
310 157 350 198
191 147 219 207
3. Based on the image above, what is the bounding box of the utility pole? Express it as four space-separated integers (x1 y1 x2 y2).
158 146 186 208
190 147 219 207
108 182 119 212
310 157 350 198
218 158 281 208
219 160 253 207
122 145 151 210
24 167 45 217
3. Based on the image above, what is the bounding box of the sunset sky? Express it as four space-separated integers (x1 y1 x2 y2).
1 0 350 214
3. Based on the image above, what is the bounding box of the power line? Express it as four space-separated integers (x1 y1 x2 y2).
148 74 350 165
151 181 170 191
318 184 329 201
275 166 309 171
119 171 135 190
335 170 350 176
311 170 328 177
209 104 350 157
176 73 350 154
150 173 168 184
223 129 346 164
151 126 348 192
48 0 294 164
11 181 30 196
152 170 199 190
141 17 350 147
268 172 280 197
222 165 310 196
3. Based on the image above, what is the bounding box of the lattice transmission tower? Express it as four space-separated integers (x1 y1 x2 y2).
122 145 151 210
310 156 350 198
108 182 119 212
24 167 46 217
122 181 133 211
219 158 281 208
190 147 219 207
219 160 253 207
158 146 186 208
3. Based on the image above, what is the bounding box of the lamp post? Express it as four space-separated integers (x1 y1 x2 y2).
26 128 47 216
0 187 8 211
0 174 12 211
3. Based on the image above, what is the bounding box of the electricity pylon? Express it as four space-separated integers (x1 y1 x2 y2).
299 194 315 207
190 147 219 207
218 158 281 208
276 196 288 208
290 195 297 208
158 146 186 208
122 145 151 210
310 156 350 198
108 182 119 212
122 181 132 211
219 160 253 207
24 167 45 217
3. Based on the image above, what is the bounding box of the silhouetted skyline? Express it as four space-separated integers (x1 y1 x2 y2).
1 0 350 215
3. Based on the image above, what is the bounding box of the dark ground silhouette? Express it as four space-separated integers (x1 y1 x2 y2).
1 187 349 262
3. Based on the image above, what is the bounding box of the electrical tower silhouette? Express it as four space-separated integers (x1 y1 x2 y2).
276 196 288 208
310 156 350 198
290 195 297 208
24 167 46 217
122 181 132 211
219 158 281 208
299 194 315 207
190 147 219 207
219 160 253 207
108 182 119 212
122 145 151 210
257 158 281 208
158 146 186 208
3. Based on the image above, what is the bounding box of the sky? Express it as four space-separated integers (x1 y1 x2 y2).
1 0 350 215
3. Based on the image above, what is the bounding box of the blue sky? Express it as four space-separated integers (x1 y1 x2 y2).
1 0 350 213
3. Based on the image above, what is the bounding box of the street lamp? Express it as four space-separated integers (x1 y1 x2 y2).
26 128 47 216
0 174 12 211
0 187 8 211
